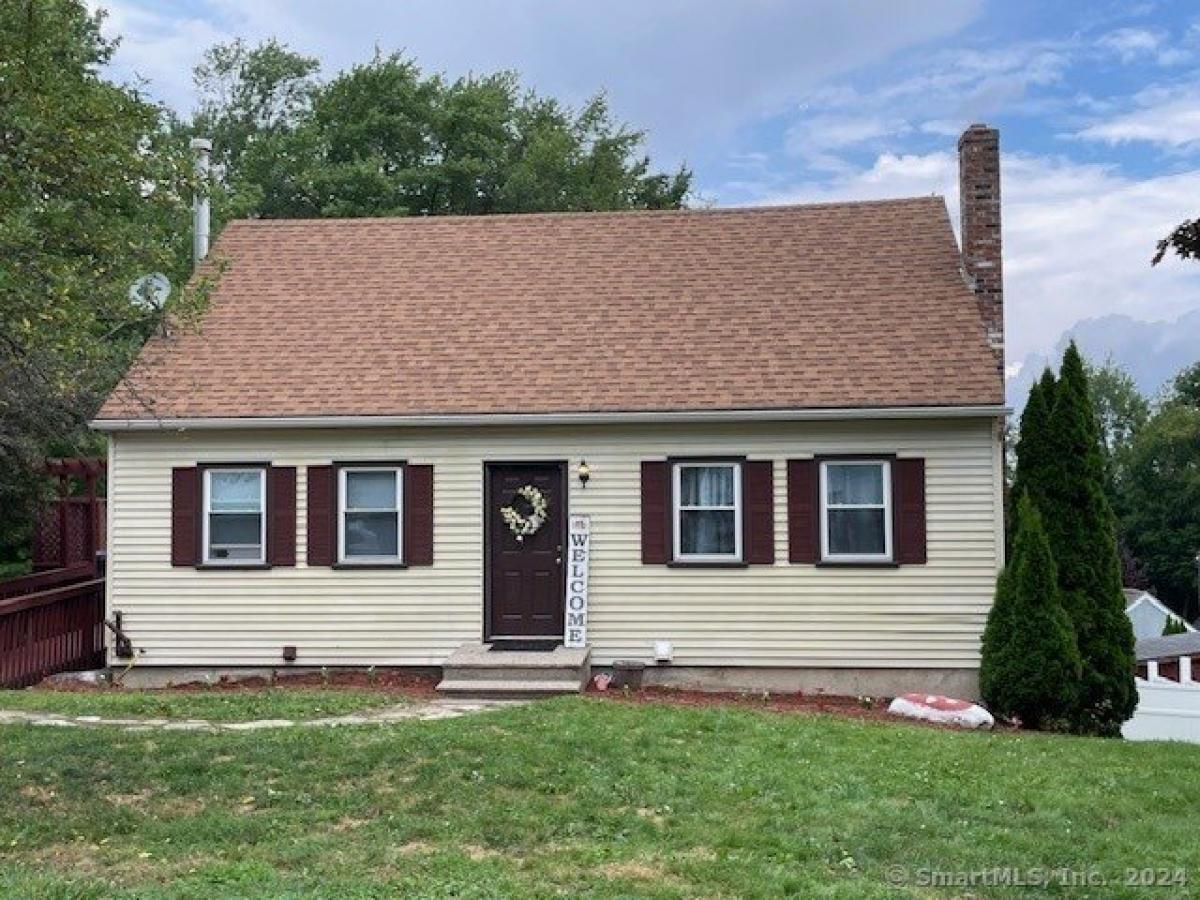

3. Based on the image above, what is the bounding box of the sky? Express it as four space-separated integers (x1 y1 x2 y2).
92 0 1200 390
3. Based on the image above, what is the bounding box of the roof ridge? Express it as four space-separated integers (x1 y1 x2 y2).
223 195 947 228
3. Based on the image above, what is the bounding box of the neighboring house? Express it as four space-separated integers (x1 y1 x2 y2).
92 125 1008 697
1134 632 1200 666
1125 632 1200 744
1124 588 1194 640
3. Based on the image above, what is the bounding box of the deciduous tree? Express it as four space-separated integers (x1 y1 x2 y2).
1121 403 1200 622
186 45 692 223
0 0 194 562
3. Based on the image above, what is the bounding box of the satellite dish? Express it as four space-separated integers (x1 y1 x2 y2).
129 273 171 310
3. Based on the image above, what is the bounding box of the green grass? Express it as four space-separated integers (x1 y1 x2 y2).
0 697 1197 898
0 687 404 722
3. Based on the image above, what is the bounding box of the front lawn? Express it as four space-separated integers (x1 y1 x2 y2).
1 697 1197 898
0 686 405 723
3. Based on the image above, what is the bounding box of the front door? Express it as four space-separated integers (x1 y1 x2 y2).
485 462 566 639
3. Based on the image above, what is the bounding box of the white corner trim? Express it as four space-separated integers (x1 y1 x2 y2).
90 405 1010 432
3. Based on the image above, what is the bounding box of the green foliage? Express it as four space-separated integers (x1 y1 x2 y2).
1163 615 1189 636
1040 343 1137 734
1007 368 1055 553
187 45 692 222
0 0 196 560
981 496 1081 729
1121 403 1200 622
1085 357 1149 510
1154 216 1200 264
1169 361 1200 409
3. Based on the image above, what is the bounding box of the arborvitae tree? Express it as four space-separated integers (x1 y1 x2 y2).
1162 616 1188 637
1007 368 1056 553
980 495 1081 729
1042 342 1137 735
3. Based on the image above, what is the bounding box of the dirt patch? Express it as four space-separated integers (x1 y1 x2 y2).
33 669 441 699
18 784 56 804
105 789 153 809
462 844 502 861
21 843 211 884
600 860 670 881
331 816 370 832
160 797 207 816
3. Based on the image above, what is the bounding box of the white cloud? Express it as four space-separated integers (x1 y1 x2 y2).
90 1 231 100
93 0 983 163
784 115 911 172
1097 27 1164 62
746 151 1200 364
1078 83 1200 149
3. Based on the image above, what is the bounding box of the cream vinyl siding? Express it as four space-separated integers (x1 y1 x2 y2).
106 418 1003 668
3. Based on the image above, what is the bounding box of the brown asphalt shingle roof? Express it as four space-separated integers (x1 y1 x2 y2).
97 198 1004 421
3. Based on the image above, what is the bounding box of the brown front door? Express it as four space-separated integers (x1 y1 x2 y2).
485 462 566 639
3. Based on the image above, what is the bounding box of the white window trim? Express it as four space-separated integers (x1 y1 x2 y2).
671 461 743 563
338 466 404 565
202 467 267 566
819 459 893 563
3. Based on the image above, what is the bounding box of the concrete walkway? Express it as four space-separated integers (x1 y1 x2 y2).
0 698 525 733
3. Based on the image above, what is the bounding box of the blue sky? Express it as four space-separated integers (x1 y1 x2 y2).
93 0 1200 380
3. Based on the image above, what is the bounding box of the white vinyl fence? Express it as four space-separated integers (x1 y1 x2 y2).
1122 657 1200 744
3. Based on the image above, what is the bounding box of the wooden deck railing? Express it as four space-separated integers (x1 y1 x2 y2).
0 577 105 688
0 563 96 602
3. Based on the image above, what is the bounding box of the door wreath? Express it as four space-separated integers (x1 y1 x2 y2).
500 484 549 542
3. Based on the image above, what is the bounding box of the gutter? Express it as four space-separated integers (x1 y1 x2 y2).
91 405 1010 432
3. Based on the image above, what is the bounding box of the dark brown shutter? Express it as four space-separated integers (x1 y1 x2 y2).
787 459 819 563
894 457 927 564
641 461 669 564
171 467 200 566
267 466 297 567
742 461 775 564
404 464 434 566
306 465 335 566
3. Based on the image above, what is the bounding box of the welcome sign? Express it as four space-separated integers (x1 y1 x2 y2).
564 514 591 648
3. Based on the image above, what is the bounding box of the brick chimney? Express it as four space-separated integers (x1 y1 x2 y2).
957 124 1003 367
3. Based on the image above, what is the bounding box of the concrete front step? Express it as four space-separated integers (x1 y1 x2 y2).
437 642 590 697
436 678 585 698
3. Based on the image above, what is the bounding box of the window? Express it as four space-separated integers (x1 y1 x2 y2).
203 468 266 564
820 460 892 562
672 462 742 562
339 467 403 563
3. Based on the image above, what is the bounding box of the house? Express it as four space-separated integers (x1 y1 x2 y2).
1124 588 1194 640
92 125 1008 698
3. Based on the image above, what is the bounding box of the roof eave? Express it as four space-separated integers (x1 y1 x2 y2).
91 404 1010 432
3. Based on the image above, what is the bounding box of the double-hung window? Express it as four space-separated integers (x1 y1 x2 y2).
672 461 742 562
339 467 403 564
203 468 266 564
820 460 892 562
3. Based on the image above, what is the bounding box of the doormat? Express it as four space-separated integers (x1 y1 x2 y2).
490 640 560 652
